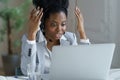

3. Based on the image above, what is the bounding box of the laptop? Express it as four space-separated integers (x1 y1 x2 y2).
49 43 115 80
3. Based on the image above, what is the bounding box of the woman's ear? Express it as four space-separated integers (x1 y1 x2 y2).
40 23 44 32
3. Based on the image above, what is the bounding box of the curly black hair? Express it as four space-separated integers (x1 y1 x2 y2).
32 0 69 11
32 0 69 32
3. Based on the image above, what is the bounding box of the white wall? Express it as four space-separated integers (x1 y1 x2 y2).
68 0 120 68
115 0 120 68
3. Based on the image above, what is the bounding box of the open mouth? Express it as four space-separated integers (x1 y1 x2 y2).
55 33 62 39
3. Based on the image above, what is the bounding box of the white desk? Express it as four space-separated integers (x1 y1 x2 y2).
0 69 120 80
109 69 120 80
0 76 28 80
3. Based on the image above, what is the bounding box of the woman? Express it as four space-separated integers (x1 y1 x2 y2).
20 0 90 75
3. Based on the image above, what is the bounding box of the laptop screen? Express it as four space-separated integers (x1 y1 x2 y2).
49 43 115 80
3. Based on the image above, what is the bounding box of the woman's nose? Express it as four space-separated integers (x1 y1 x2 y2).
56 25 62 32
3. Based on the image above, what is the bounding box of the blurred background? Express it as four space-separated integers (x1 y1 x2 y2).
0 0 31 75
0 0 120 76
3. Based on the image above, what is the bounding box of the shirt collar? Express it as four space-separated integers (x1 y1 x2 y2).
60 35 70 46
42 34 70 46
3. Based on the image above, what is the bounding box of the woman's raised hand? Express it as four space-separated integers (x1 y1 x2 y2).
75 6 87 39
27 7 43 40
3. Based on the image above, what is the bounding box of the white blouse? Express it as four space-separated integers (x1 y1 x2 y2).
20 29 90 75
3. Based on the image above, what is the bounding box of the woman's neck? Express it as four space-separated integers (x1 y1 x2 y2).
45 36 60 51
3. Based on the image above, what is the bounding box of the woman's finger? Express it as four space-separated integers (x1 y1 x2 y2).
76 7 81 13
75 6 84 21
32 8 41 21
31 8 36 15
75 10 80 19
30 8 36 19
36 8 43 22
75 7 81 17
38 12 43 22
38 8 43 19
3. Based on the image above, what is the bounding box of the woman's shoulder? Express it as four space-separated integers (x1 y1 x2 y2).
64 31 77 45
64 31 77 41
64 31 76 38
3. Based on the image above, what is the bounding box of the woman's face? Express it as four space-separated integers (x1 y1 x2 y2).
44 11 67 42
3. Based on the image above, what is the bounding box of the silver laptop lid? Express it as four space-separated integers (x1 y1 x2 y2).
49 43 115 80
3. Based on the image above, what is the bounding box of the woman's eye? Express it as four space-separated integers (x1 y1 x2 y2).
51 23 57 27
61 23 66 27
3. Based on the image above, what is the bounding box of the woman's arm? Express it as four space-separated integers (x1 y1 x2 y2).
74 6 87 40
27 7 43 40
74 7 90 44
21 7 43 75
20 35 37 75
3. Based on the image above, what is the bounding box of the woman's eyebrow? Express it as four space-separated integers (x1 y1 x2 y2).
49 20 57 23
49 20 67 23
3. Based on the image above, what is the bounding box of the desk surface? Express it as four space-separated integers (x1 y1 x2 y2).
0 69 120 80
109 69 120 80
0 76 28 80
